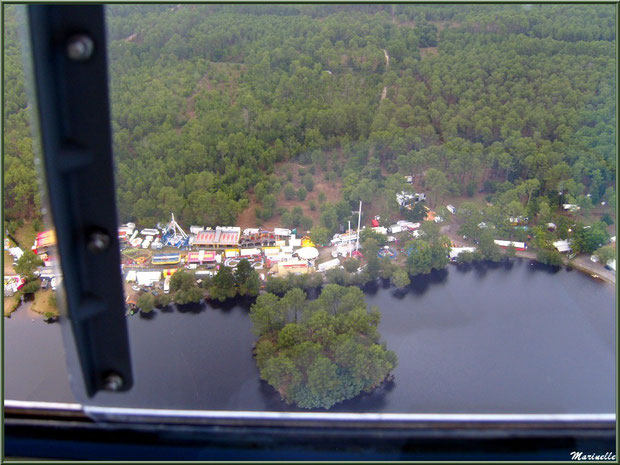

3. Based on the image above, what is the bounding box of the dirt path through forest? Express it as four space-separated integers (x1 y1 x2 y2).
380 49 389 101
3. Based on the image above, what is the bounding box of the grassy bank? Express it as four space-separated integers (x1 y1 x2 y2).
12 221 39 250
30 290 59 317
3 295 21 316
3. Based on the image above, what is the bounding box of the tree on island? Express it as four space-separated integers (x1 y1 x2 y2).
250 284 397 409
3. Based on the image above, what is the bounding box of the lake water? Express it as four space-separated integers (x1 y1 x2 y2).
4 259 615 413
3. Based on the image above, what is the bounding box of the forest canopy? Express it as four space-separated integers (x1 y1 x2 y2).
3 5 615 233
250 284 397 409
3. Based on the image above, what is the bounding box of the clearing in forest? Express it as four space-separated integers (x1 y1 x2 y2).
237 159 344 231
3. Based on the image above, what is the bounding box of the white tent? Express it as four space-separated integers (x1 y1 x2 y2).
136 271 161 286
8 247 23 261
297 247 319 260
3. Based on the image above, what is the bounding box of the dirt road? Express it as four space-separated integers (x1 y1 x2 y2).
380 49 389 102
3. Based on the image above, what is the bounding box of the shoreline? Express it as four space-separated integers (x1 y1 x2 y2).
514 250 615 286
566 260 615 286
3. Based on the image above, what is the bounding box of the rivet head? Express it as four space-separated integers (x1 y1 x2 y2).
103 373 123 391
66 34 94 61
87 231 110 254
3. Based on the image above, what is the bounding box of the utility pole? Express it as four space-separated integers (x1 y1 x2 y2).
348 220 351 257
356 200 362 252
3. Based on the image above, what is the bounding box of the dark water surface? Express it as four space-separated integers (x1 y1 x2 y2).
4 259 615 413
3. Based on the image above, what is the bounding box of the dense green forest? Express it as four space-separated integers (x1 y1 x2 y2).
3 5 616 234
251 284 397 409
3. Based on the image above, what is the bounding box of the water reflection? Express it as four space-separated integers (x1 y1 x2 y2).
257 377 395 413
407 268 448 296
158 304 174 313
139 310 157 320
528 261 562 274
175 301 206 314
4 258 615 414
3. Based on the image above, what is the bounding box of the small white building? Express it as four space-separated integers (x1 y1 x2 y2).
449 247 476 261
553 240 572 253
119 223 136 235
509 216 527 225
562 204 580 212
262 247 280 257
606 259 616 272
397 221 420 230
494 240 526 251
396 191 416 207
140 228 159 236
239 248 261 257
318 258 341 272
274 228 292 237
242 228 260 236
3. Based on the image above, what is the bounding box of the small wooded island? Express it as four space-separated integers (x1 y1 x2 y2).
250 284 397 409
